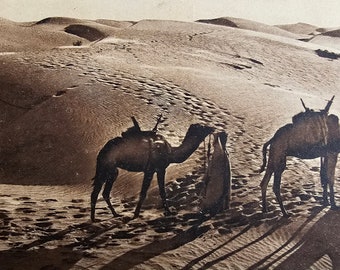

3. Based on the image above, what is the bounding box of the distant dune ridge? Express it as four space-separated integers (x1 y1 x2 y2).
197 16 306 39
1 15 340 269
275 22 320 35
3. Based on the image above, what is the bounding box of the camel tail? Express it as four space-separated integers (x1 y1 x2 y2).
258 139 271 173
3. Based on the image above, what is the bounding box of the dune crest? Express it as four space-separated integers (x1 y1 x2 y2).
35 16 86 25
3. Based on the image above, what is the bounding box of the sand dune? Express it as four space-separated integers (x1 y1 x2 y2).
197 16 305 39
308 28 340 50
1 15 340 269
276 22 320 35
35 16 86 25
0 17 87 51
95 19 134 28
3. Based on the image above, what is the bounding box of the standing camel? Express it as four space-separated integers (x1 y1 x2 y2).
91 120 214 221
259 96 340 217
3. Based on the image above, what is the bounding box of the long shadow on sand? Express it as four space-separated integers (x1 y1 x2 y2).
0 246 82 270
183 218 290 270
248 206 324 269
183 206 324 270
0 219 118 270
100 217 211 270
274 209 340 269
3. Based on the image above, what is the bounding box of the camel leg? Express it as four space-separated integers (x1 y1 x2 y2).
325 153 338 209
91 177 105 222
102 168 120 218
133 171 154 219
260 168 274 213
320 157 330 206
157 169 171 216
273 167 289 217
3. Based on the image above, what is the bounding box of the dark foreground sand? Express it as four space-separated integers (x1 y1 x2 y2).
1 16 340 269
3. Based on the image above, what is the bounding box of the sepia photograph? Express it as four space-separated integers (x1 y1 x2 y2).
1 1 340 269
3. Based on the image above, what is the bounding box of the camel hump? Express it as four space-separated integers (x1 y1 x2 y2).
121 115 161 138
292 109 319 124
121 128 157 139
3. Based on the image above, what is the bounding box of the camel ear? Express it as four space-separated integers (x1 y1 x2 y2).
324 95 335 113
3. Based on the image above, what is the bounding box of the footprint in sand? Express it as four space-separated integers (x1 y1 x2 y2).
43 198 58 202
73 214 87 218
35 220 53 228
16 196 31 201
15 207 36 214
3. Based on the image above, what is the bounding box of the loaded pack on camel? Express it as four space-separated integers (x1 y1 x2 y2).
200 130 232 215
91 115 214 221
259 95 340 217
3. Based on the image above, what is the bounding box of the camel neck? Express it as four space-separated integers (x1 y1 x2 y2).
170 135 203 163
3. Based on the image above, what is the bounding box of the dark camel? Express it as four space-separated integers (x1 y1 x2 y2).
91 119 214 221
259 96 340 217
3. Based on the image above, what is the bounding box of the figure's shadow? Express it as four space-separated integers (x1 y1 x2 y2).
275 210 340 269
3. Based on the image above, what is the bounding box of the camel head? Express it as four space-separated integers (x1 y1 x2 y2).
185 123 215 140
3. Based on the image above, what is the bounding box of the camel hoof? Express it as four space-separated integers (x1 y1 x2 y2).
164 210 171 216
164 209 177 216
330 205 339 211
323 200 330 206
282 212 291 218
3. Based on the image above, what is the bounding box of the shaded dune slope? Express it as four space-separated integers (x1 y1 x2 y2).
64 24 107 41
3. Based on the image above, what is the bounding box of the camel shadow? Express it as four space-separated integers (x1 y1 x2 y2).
100 215 211 270
182 217 290 270
274 209 340 269
183 206 325 269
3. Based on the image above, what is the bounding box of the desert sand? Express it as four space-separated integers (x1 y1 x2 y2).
1 16 340 269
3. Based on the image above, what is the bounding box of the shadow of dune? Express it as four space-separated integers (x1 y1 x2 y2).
100 223 210 270
275 209 340 269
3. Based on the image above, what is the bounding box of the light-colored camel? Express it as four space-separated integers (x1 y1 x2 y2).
91 121 214 221
200 131 232 214
259 96 340 217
